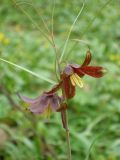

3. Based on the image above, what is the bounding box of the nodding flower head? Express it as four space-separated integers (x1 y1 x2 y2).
62 50 106 99
18 92 62 118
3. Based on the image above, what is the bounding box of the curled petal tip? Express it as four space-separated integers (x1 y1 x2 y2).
81 50 92 67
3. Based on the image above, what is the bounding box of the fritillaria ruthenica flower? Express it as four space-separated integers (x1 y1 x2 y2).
19 92 62 117
61 51 105 99
19 50 105 115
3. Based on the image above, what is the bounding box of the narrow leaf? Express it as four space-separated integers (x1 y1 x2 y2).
71 39 90 45
0 58 56 84
59 0 86 63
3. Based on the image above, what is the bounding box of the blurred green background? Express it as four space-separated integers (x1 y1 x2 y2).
0 0 120 160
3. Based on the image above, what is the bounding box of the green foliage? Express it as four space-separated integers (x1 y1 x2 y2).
0 0 120 159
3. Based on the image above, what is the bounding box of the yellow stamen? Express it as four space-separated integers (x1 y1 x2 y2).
70 75 76 86
72 74 81 87
74 73 84 88
70 73 83 88
44 105 52 119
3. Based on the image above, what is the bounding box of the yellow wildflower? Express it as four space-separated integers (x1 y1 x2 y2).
3 38 10 45
0 33 5 42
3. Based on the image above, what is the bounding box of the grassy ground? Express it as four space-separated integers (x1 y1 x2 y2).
0 0 120 160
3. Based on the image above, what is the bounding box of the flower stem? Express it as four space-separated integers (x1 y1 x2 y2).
61 110 72 160
60 75 72 160
65 110 72 160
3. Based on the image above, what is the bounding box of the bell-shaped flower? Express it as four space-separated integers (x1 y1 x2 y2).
19 92 62 118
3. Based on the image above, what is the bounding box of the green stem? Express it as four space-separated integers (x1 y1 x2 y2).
61 110 71 160
65 110 72 160
50 3 71 156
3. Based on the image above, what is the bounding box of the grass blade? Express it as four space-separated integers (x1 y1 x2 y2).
66 0 112 60
12 0 53 46
59 0 86 63
0 58 56 84
71 39 90 46
85 133 103 160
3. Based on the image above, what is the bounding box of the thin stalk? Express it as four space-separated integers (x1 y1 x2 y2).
81 0 112 36
59 0 86 63
51 0 61 80
12 0 60 81
65 0 112 61
18 0 51 35
61 110 71 160
19 0 61 81
50 2 71 158
66 119 71 160
0 58 56 84
12 0 53 46
60 77 72 160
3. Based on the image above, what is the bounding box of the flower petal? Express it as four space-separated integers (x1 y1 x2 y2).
81 51 92 67
50 95 61 111
62 76 75 99
29 103 46 114
74 68 85 77
77 66 104 78
18 93 40 104
29 94 49 114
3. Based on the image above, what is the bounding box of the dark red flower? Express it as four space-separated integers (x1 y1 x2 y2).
18 51 106 113
18 92 62 117
61 51 105 99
